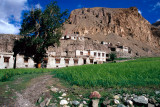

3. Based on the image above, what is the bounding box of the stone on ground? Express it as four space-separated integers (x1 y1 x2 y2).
72 100 80 106
133 96 148 105
60 100 68 105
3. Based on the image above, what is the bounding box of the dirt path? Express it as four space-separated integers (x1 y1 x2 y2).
14 74 54 107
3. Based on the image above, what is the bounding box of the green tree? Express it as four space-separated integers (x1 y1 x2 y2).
110 52 117 61
14 1 68 68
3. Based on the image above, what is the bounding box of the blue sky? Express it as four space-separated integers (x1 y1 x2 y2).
0 0 160 34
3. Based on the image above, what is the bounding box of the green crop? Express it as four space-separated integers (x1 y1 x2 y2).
0 68 54 82
52 57 160 87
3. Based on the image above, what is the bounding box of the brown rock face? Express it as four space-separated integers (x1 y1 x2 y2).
0 34 20 52
152 21 160 40
63 7 160 56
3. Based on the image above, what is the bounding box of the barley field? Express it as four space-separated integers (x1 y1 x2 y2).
52 57 160 87
0 68 53 82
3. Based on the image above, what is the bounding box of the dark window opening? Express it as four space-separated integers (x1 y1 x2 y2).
80 52 83 55
117 46 123 49
106 54 109 57
74 59 78 64
84 59 86 64
111 48 116 51
65 59 69 64
90 59 93 64
102 53 105 57
98 53 101 57
4 57 10 63
94 62 97 64
24 57 29 63
56 59 60 64
94 52 97 56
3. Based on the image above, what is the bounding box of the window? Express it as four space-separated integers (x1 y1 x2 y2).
90 59 93 63
111 48 116 51
102 53 105 57
98 53 101 57
24 57 29 63
94 52 97 56
106 54 109 57
4 57 10 63
80 52 83 55
74 59 78 64
56 59 60 64
65 59 69 64
83 59 86 64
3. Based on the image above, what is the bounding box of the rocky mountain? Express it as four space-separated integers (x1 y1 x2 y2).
63 7 160 56
152 21 160 27
0 7 160 57
152 21 160 40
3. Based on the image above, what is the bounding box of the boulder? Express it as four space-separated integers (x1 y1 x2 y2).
72 100 80 106
133 96 148 105
127 100 133 106
117 104 126 107
114 99 120 105
78 103 83 107
155 91 160 95
60 100 68 105
114 95 120 99
149 97 157 104
62 93 67 97
83 101 87 105
50 87 59 93
58 97 63 99
40 98 48 107
37 97 42 103
148 103 155 107
46 98 51 106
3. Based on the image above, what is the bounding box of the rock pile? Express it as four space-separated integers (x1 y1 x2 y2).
36 86 160 107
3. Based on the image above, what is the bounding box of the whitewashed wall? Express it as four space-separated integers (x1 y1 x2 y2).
0 52 14 69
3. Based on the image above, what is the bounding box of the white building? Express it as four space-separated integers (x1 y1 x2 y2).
0 52 14 69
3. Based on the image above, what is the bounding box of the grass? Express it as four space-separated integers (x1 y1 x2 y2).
52 57 160 88
0 73 44 105
0 68 54 82
0 57 160 105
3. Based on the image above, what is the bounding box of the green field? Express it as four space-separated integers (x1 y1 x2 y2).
0 57 160 88
52 57 160 87
0 68 54 82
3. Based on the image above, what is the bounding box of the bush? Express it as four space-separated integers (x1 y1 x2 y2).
110 52 117 61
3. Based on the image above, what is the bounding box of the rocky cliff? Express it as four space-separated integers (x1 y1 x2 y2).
152 21 160 40
63 7 160 56
0 34 20 52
